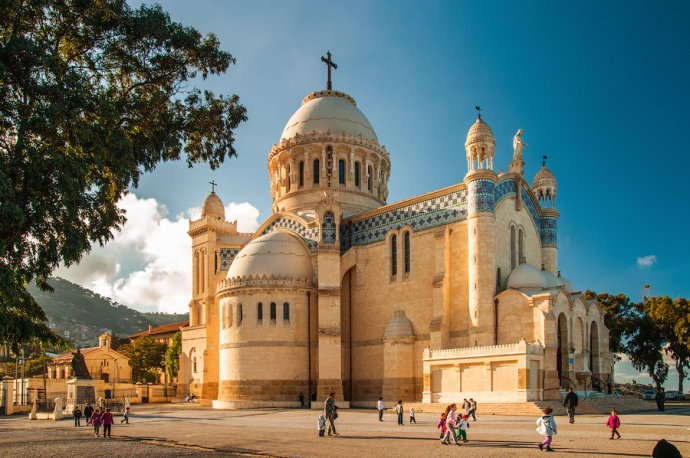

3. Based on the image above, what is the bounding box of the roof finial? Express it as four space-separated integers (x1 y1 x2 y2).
209 180 217 193
542 155 548 167
475 105 481 120
320 51 337 91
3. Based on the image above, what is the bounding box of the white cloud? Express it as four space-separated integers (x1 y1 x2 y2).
636 255 657 267
57 193 261 314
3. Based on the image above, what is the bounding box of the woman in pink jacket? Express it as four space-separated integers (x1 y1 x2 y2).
101 408 114 438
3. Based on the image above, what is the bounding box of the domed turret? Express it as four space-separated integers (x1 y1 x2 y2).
201 192 225 220
541 269 565 289
505 263 547 292
532 160 557 208
465 111 496 172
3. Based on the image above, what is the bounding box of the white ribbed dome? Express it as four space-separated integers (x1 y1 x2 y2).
559 275 579 293
505 263 547 291
201 192 225 220
227 231 313 281
541 270 565 288
383 310 414 339
465 118 495 148
280 90 377 142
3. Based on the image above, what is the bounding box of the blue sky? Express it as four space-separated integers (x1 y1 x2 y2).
57 1 689 388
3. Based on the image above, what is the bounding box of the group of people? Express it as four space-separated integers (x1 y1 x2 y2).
317 392 339 437
437 404 471 445
71 403 130 438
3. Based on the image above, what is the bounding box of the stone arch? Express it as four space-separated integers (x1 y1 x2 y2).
557 312 570 388
590 321 600 373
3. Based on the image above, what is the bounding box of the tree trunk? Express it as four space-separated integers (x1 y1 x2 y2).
677 360 686 394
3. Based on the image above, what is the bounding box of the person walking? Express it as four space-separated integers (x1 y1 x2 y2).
437 409 447 440
409 407 416 424
395 400 404 425
317 414 326 437
606 375 613 395
563 388 578 424
441 404 459 445
73 406 82 427
121 406 130 424
655 388 666 412
536 406 557 452
90 408 102 437
606 409 621 439
101 408 114 438
462 398 471 417
324 392 339 436
84 403 93 426
377 397 384 421
469 398 477 421
299 392 305 407
456 414 470 443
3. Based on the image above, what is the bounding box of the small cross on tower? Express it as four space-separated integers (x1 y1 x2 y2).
475 106 481 120
321 51 337 90
209 180 217 193
542 155 548 167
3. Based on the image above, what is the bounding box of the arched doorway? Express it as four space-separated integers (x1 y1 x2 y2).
556 313 570 388
590 322 600 374
340 267 355 402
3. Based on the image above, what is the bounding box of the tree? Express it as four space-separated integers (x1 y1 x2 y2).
584 290 632 358
165 331 181 380
646 296 690 393
0 0 247 351
625 301 669 391
121 335 167 382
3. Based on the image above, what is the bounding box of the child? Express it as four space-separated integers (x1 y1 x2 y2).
91 408 102 437
456 414 469 442
441 404 459 445
409 407 416 424
317 414 326 437
395 400 404 425
536 406 557 452
121 406 130 424
437 411 447 440
606 409 621 439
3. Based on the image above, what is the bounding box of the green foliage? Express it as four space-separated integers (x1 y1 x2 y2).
0 0 246 350
625 300 668 390
121 335 167 382
166 331 182 380
143 368 160 384
0 355 52 378
584 290 632 358
646 296 690 392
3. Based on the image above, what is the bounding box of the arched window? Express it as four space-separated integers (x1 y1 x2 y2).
338 159 345 184
299 161 304 187
404 231 410 273
313 159 320 185
354 162 360 188
367 165 372 191
391 234 398 276
237 304 243 326
221 305 226 329
518 229 524 263
257 302 263 324
283 303 290 322
270 302 277 321
193 357 197 373
510 226 516 270
286 164 291 192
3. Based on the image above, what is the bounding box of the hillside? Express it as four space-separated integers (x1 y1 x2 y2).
27 277 188 348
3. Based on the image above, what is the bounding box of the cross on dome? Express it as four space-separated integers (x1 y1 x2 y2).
209 180 217 193
320 51 337 90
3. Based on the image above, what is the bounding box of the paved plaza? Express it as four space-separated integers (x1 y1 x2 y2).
1 403 689 457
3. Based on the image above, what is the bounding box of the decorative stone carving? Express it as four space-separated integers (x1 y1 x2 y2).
512 129 527 161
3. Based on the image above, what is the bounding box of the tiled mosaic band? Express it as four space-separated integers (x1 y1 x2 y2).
261 216 319 252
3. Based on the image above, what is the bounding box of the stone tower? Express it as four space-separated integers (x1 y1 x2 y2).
532 162 559 274
463 115 498 346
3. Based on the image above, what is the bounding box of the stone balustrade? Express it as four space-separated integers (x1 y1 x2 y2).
425 339 544 360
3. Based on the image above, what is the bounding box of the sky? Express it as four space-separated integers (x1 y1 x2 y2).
55 1 690 388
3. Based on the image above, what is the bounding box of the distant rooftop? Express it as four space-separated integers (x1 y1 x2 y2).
127 320 189 340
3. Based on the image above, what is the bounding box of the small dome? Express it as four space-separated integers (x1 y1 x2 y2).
532 165 557 190
227 231 313 281
281 90 377 142
201 192 225 220
383 310 414 339
506 263 547 291
558 274 578 294
541 270 565 288
465 118 496 148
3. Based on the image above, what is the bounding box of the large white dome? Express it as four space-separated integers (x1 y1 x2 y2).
505 263 547 292
227 231 313 281
280 90 377 142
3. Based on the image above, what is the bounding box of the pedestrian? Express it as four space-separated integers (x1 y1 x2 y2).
121 406 130 424
101 408 114 438
73 406 82 427
456 414 470 443
563 387 578 423
317 414 326 437
536 406 557 452
440 404 459 445
377 397 384 421
395 400 404 425
462 398 471 416
606 375 613 395
299 392 305 407
606 409 621 440
324 392 339 436
655 388 666 412
84 403 93 426
437 409 447 440
409 407 416 424
469 398 477 421
90 408 102 437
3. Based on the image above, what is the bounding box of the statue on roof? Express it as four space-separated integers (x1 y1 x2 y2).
513 129 528 161
70 349 91 379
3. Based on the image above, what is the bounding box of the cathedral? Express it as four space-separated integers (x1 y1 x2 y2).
178 61 613 408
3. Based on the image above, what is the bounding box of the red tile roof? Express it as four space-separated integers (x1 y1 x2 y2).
127 320 189 339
